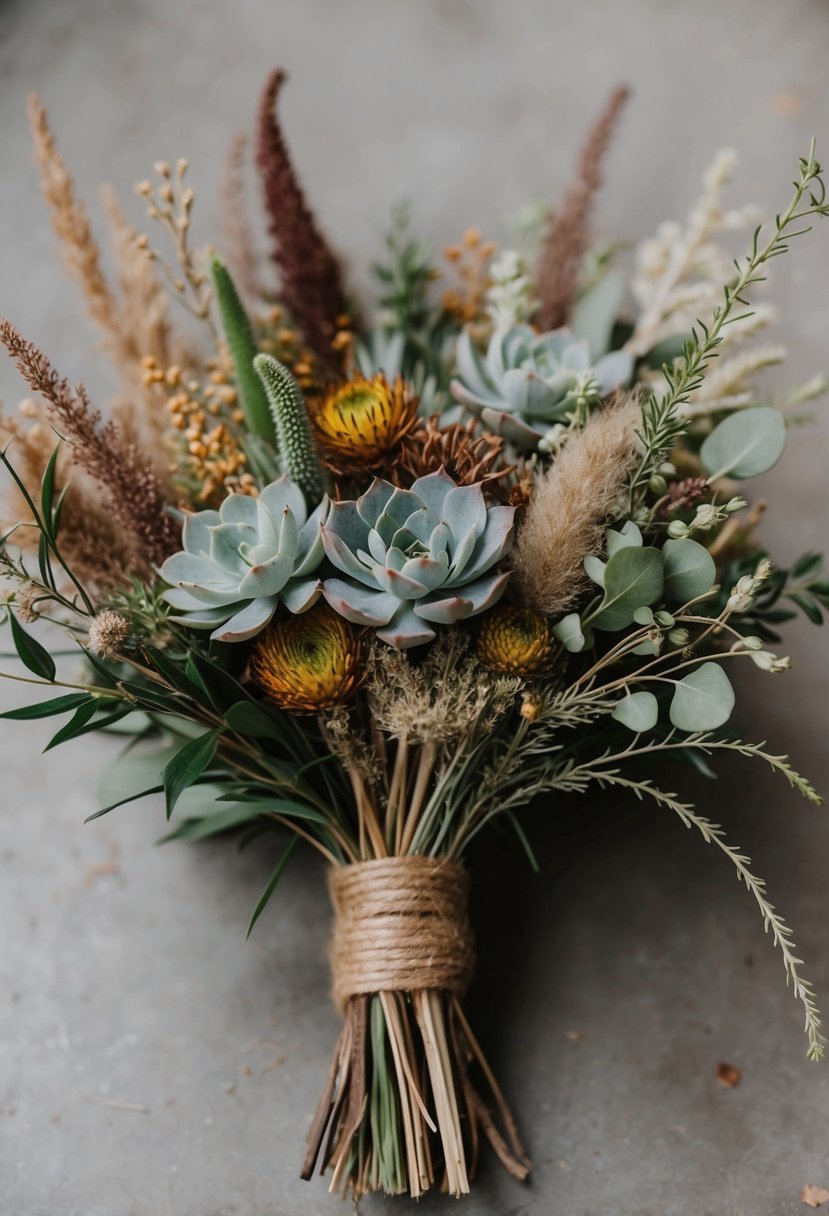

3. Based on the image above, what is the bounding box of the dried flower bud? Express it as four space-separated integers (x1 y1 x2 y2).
750 650 792 673
668 627 690 646
88 610 130 659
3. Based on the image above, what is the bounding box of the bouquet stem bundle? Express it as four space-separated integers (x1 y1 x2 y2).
302 856 528 1198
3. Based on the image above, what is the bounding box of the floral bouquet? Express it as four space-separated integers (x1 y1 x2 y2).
2 73 828 1200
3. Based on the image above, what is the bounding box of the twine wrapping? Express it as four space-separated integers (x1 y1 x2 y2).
328 856 474 1010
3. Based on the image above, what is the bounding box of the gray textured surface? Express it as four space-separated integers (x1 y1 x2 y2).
2 1 829 1212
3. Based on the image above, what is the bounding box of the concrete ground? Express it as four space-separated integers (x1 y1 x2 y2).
2 0 829 1212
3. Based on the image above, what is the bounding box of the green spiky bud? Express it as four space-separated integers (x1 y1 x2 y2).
253 354 325 503
210 256 274 443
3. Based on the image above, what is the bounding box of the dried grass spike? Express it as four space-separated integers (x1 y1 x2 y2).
535 85 630 331
218 132 269 305
512 393 642 615
27 95 123 355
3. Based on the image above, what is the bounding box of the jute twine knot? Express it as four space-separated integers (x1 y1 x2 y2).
329 856 475 1010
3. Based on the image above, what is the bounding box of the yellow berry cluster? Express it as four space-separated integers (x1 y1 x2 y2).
141 355 255 504
253 304 329 394
442 227 498 325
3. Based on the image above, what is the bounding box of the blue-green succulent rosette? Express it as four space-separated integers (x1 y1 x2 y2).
159 475 326 643
450 324 632 450
320 470 516 649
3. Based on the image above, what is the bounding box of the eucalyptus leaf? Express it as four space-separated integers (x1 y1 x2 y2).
611 690 659 732
553 613 586 653
606 520 642 556
669 662 735 731
662 538 717 603
700 406 786 480
590 546 664 631
584 554 606 588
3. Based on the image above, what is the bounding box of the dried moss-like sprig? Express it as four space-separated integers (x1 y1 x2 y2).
255 68 350 366
0 320 178 565
535 85 630 331
512 393 642 615
366 632 518 747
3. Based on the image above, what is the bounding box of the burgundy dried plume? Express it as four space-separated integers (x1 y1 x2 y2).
255 69 350 366
1 319 178 566
535 85 631 332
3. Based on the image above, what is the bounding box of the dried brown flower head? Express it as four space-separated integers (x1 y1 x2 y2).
396 416 513 496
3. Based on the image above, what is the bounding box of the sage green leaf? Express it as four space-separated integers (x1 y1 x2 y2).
553 612 586 652
246 837 299 939
590 546 664 631
9 613 56 681
669 662 735 731
663 538 717 602
633 605 654 626
612 690 659 732
162 728 222 819
700 406 786 480
606 520 642 556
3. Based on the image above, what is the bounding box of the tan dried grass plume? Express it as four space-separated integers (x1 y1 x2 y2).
512 393 643 615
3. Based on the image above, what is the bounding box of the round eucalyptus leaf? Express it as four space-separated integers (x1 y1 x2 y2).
663 538 717 602
612 690 659 733
633 605 654 626
553 612 586 652
584 554 606 589
590 546 664 631
669 662 735 731
606 520 643 556
700 406 786 480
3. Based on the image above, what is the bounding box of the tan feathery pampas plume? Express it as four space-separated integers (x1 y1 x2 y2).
0 320 178 566
534 85 630 332
512 393 642 615
218 132 268 306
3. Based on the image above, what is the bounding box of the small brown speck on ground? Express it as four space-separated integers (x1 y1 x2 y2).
801 1184 829 1208
715 1062 742 1088
774 91 805 117
565 1030 585 1042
